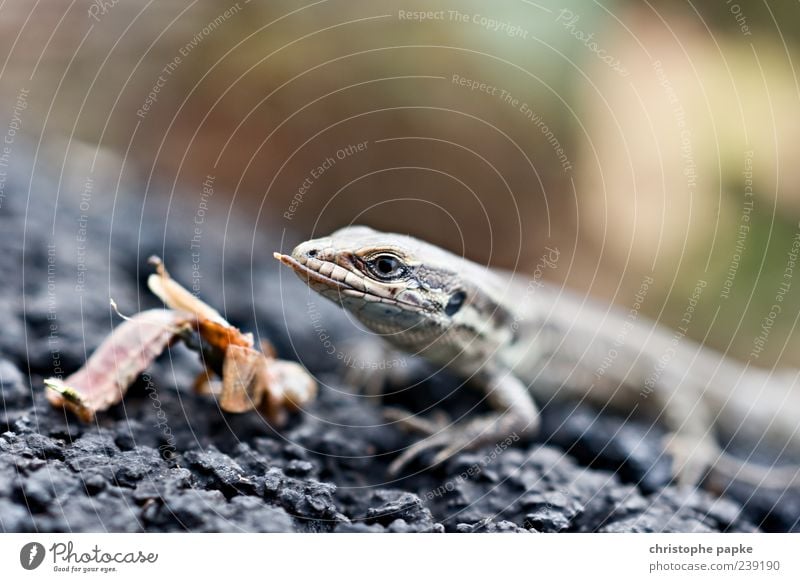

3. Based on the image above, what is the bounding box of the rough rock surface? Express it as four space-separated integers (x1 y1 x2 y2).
0 145 797 532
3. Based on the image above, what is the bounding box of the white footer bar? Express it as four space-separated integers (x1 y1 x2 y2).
1 533 797 580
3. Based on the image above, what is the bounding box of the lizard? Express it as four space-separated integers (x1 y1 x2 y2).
274 225 800 489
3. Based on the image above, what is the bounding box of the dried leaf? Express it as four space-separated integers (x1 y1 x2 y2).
147 256 227 325
46 256 318 426
148 255 254 354
263 360 318 413
43 379 90 421
45 309 189 421
218 343 317 425
220 344 265 413
197 318 253 351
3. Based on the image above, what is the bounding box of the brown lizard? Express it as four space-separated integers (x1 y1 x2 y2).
275 226 800 489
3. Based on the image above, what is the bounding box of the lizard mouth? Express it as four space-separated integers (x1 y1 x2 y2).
274 252 419 310
273 252 357 294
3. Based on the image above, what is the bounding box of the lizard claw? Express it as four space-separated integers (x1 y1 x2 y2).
383 407 450 435
387 407 538 476
385 408 466 474
431 442 470 466
387 416 498 475
388 430 461 475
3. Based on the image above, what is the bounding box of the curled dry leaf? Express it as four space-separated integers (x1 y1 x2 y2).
261 359 318 419
220 344 265 413
147 256 227 326
214 331 318 425
45 256 317 425
146 256 316 423
45 309 190 422
219 345 317 425
147 256 254 351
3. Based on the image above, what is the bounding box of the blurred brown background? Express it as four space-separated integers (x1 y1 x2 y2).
2 0 800 365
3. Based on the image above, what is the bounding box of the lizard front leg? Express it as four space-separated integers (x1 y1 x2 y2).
387 368 540 475
648 372 722 487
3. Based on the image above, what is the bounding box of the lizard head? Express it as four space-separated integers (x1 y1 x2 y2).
274 226 516 353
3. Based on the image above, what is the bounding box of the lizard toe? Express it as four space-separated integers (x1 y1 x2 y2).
383 407 450 435
387 432 452 475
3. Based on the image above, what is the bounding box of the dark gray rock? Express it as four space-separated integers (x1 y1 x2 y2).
362 490 442 532
456 519 530 533
0 359 30 410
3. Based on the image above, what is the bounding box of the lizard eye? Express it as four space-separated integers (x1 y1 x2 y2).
445 290 466 316
367 254 407 280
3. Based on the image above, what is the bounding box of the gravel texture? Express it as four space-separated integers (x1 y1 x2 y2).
0 144 797 532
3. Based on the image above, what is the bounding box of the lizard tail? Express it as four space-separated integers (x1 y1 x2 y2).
710 452 800 490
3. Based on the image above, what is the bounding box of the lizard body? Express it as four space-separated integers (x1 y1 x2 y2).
275 226 800 488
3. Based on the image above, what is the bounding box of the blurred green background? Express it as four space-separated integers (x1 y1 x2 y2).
2 0 799 366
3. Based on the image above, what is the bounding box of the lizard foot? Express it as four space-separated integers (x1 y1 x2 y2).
387 371 541 475
387 424 475 476
383 406 451 435
387 411 537 476
663 432 719 487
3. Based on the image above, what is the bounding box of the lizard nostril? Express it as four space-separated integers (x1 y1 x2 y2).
307 249 317 258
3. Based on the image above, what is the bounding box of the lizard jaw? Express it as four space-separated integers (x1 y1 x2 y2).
273 252 356 294
273 251 423 311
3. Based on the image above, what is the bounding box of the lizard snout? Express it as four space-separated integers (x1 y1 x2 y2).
290 240 333 263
